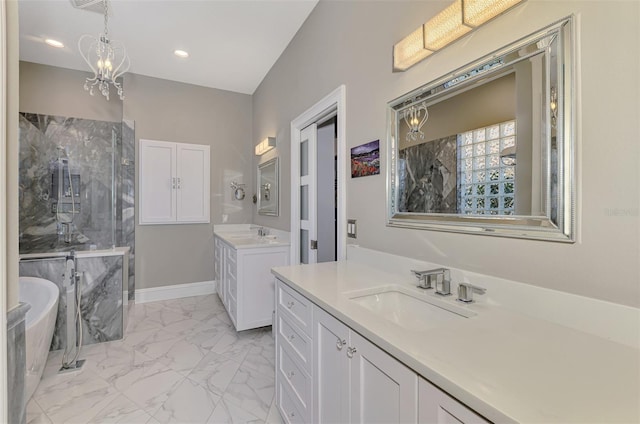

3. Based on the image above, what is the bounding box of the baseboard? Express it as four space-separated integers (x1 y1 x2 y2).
135 280 217 304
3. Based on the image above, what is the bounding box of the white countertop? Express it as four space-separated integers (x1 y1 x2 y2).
214 231 290 250
272 261 640 423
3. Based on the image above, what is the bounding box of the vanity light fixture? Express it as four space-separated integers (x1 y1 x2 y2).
45 39 65 48
393 0 526 71
255 137 276 156
174 49 189 58
78 0 130 100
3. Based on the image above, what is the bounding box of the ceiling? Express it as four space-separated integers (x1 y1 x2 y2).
18 0 319 95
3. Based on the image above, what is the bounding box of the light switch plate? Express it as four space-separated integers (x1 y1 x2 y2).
347 219 357 238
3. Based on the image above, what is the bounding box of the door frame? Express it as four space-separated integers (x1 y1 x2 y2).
290 85 347 264
0 0 9 420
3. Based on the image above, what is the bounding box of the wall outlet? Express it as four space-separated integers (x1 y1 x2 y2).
347 219 357 238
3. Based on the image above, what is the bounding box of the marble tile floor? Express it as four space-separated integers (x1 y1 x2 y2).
26 294 284 424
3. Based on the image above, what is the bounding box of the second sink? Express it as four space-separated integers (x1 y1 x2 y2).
348 285 474 332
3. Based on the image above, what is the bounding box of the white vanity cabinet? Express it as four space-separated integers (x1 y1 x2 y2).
419 378 490 424
275 279 418 424
214 236 289 331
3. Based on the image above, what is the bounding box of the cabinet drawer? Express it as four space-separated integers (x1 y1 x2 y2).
278 380 308 424
277 281 312 336
226 261 237 280
278 344 312 412
278 314 312 374
225 247 236 264
228 277 237 302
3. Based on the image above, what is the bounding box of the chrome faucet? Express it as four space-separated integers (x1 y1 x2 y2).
411 268 451 295
257 227 269 237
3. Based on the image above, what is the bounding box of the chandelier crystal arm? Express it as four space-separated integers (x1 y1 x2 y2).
78 0 130 101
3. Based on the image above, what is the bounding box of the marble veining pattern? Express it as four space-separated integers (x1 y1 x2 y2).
8 302 31 424
19 255 124 350
398 134 458 213
27 295 282 424
19 112 135 303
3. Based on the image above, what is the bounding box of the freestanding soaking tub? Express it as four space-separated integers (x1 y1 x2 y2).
19 276 59 401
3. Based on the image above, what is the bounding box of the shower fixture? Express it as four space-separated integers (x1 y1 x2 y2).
51 146 81 243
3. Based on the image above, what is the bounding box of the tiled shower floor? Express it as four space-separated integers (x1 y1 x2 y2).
26 295 284 424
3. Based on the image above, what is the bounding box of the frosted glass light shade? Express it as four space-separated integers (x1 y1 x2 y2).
463 0 525 27
423 0 472 51
393 26 434 71
255 137 276 155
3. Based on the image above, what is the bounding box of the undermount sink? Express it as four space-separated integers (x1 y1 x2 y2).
226 235 279 245
348 285 474 332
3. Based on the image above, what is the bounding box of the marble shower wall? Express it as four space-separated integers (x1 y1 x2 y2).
18 112 135 300
19 254 124 351
398 135 458 213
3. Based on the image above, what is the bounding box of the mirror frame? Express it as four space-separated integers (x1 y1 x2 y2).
257 157 279 216
386 17 575 242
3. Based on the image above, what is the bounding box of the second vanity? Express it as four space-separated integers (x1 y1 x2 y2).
271 247 640 423
214 224 290 331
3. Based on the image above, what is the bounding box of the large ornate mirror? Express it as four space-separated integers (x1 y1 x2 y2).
387 17 575 242
258 157 279 216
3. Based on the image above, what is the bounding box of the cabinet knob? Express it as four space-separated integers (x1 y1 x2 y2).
288 334 296 341
286 301 295 309
336 338 346 350
289 411 295 418
172 177 176 189
347 346 357 358
287 370 295 379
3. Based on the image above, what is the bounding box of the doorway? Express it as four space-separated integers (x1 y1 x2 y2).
290 85 346 265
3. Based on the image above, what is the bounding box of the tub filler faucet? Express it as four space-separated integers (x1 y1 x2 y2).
411 268 452 296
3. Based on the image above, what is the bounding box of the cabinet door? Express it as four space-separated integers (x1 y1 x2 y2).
350 331 418 424
139 139 176 224
418 378 489 424
313 307 350 424
176 143 210 223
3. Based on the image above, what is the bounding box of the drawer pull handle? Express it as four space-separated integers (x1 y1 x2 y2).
286 301 295 309
287 370 295 379
288 334 296 341
336 338 346 350
347 346 357 358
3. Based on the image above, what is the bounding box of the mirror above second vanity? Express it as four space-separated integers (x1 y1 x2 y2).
257 157 279 216
387 17 575 242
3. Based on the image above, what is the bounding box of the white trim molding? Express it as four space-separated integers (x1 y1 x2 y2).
1 0 9 420
135 280 216 304
290 84 347 264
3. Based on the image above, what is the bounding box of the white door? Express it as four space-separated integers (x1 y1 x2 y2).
299 124 317 264
350 331 418 424
313 307 350 423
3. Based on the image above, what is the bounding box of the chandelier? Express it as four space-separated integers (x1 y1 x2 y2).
78 0 130 100
404 102 429 142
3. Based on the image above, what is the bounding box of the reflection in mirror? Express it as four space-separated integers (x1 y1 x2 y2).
258 157 279 216
387 17 574 242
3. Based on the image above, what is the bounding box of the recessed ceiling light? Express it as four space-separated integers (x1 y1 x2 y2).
174 49 189 59
45 39 64 48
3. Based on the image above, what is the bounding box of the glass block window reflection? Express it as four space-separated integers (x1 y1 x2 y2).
457 121 516 215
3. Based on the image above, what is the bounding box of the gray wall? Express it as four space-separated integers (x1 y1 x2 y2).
123 73 253 289
19 62 123 122
18 64 253 290
251 1 640 307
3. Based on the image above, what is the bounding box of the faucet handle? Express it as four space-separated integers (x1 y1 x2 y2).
411 270 433 289
457 282 486 303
